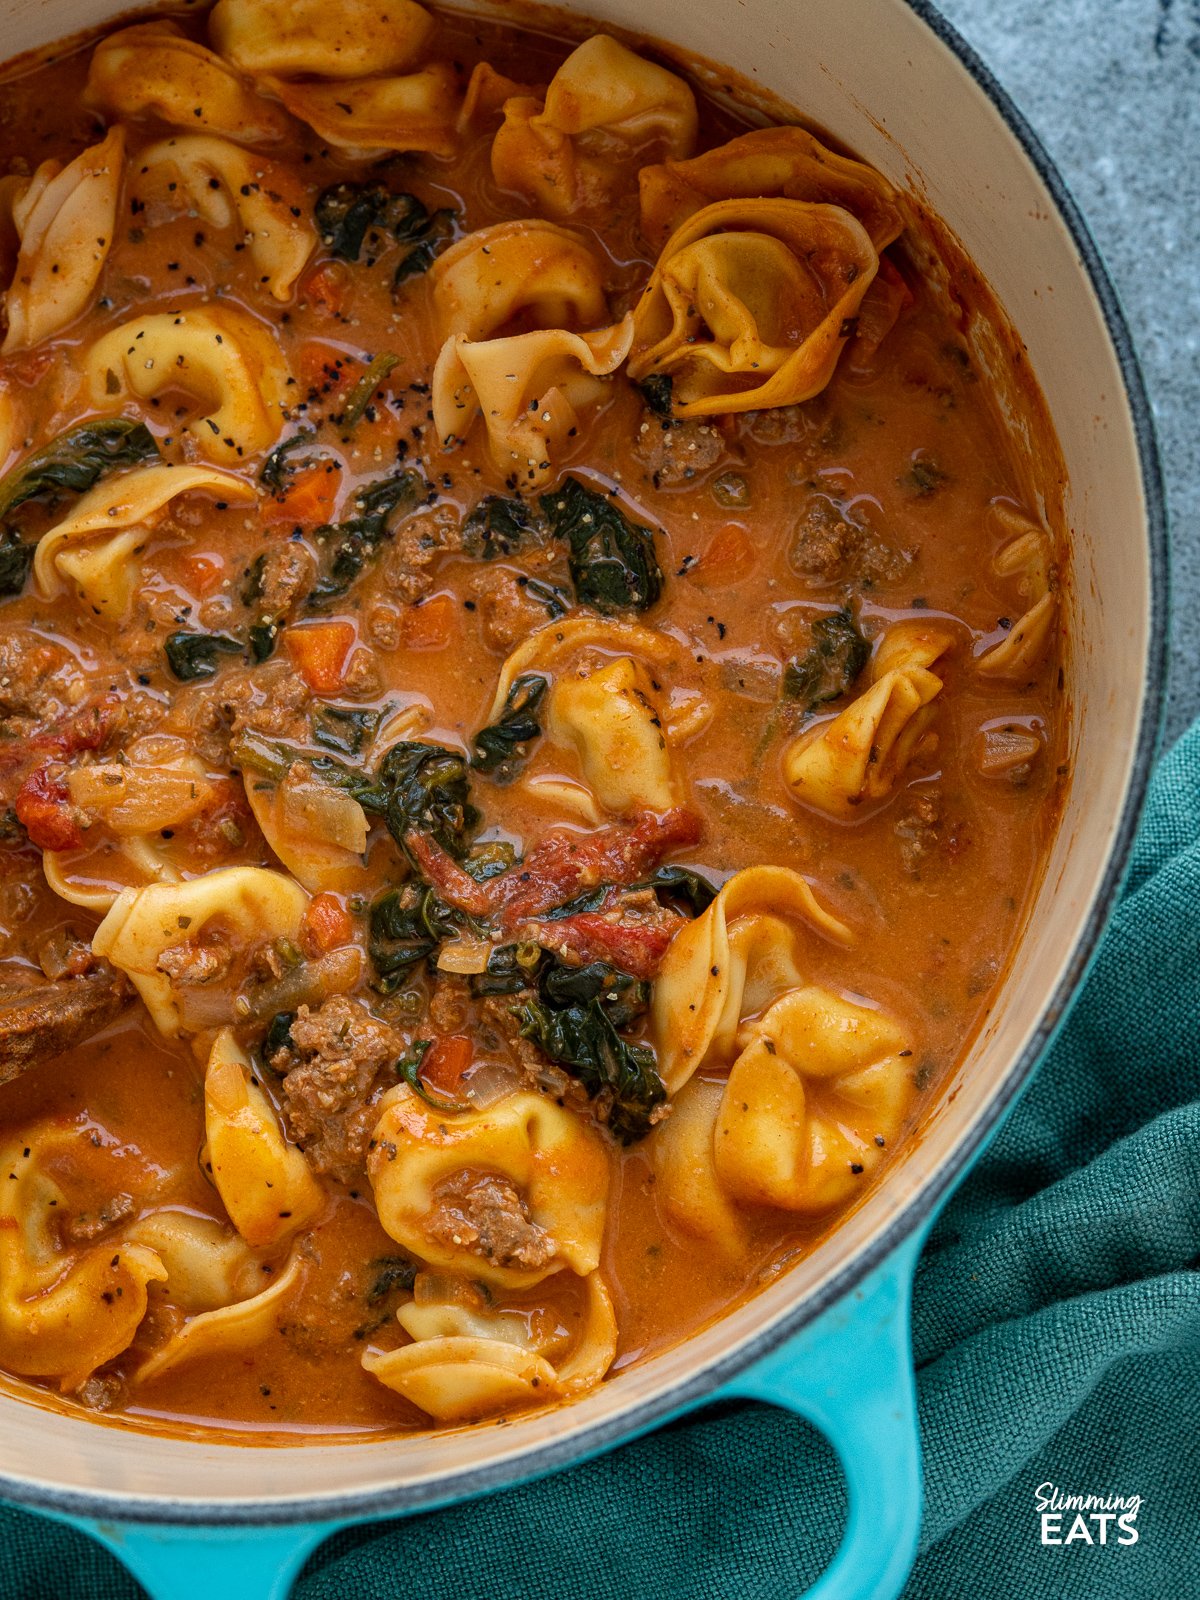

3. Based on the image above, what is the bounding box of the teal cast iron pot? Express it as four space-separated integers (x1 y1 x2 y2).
0 0 1167 1595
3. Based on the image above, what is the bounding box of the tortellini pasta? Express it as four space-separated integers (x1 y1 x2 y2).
977 507 1057 679
363 1270 617 1422
783 620 954 819
85 307 290 464
33 462 255 613
43 835 183 914
651 864 853 1094
432 318 632 489
428 220 609 344
243 762 370 894
267 63 461 157
209 0 434 80
653 986 916 1238
627 198 879 416
133 1249 304 1384
491 35 697 220
2 127 123 353
0 1126 165 1388
134 137 315 301
368 1084 610 1289
204 1029 324 1248
92 865 309 1039
546 654 678 816
84 21 294 144
638 125 904 254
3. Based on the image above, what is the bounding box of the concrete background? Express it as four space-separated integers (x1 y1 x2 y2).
937 0 1199 746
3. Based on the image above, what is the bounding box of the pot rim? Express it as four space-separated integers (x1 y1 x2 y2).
0 0 1169 1529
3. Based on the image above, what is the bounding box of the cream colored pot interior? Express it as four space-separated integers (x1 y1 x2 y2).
0 0 1156 1514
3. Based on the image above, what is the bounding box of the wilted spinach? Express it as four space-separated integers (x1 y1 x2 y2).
338 353 399 433
461 495 544 561
0 534 34 599
635 864 718 917
471 673 548 781
637 374 674 418
314 181 455 278
261 1010 297 1066
781 608 870 713
518 994 665 1143
368 887 461 991
259 429 321 493
540 477 663 614
164 630 243 682
307 468 427 609
312 704 379 758
0 419 159 521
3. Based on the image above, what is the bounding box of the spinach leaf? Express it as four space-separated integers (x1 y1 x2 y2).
314 181 456 273
0 533 34 598
307 468 426 609
164 630 243 682
470 942 547 997
462 495 544 561
781 608 870 712
312 704 379 758
392 208 456 289
366 1254 418 1303
540 477 663 614
261 1010 296 1066
539 959 649 1029
369 887 461 991
372 740 479 861
0 419 159 521
523 575 570 620
637 374 674 418
338 353 399 433
471 673 547 781
394 1037 469 1110
259 428 320 493
635 864 718 917
517 995 665 1143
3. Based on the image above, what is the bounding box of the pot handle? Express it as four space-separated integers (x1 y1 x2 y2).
41 1514 342 1600
716 1225 927 1600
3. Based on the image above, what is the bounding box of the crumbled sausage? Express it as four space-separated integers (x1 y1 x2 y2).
894 790 941 876
424 1172 555 1270
790 493 913 587
64 1192 135 1243
156 934 232 986
380 504 464 605
255 543 315 619
0 630 83 726
633 414 725 487
279 996 407 1183
469 568 553 654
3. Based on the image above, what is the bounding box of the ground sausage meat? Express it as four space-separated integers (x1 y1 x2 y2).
278 996 406 1184
633 414 725 487
790 492 914 587
423 1172 555 1270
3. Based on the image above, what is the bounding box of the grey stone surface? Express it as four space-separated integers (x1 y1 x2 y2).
936 0 1199 745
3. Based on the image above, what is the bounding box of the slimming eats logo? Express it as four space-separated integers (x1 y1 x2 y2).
1035 1482 1141 1546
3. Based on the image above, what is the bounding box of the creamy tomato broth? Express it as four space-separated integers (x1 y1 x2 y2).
0 0 1064 1436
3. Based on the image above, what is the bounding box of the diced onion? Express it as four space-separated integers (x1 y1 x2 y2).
280 777 368 854
975 723 1042 776
436 938 494 975
67 761 215 834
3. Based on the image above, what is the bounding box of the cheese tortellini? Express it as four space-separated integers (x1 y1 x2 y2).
368 1085 610 1289
134 137 315 301
0 1126 165 1388
33 462 255 615
92 865 309 1039
628 198 879 417
783 621 955 819
209 0 434 79
978 507 1057 679
638 125 905 254
85 306 290 464
429 220 630 486
491 35 697 220
363 1269 617 1422
651 865 853 1094
268 63 461 157
204 1029 324 1248
84 21 294 143
2 127 124 352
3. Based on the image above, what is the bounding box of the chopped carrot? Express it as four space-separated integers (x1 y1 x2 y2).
263 462 342 528
300 892 353 957
401 593 457 652
696 522 755 587
301 261 350 318
285 621 356 693
299 341 350 395
183 551 226 596
421 1035 473 1099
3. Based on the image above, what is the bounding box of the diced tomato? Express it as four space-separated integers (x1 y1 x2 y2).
263 462 342 529
5 346 55 387
15 766 84 852
300 892 353 957
421 1035 473 1099
696 523 755 588
403 831 493 917
183 552 226 597
401 593 456 652
285 621 356 694
300 262 350 318
529 909 680 979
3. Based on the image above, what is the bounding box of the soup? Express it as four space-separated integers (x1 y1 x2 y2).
0 0 1064 1435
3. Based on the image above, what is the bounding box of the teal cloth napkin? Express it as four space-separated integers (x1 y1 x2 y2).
4 721 1198 1599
